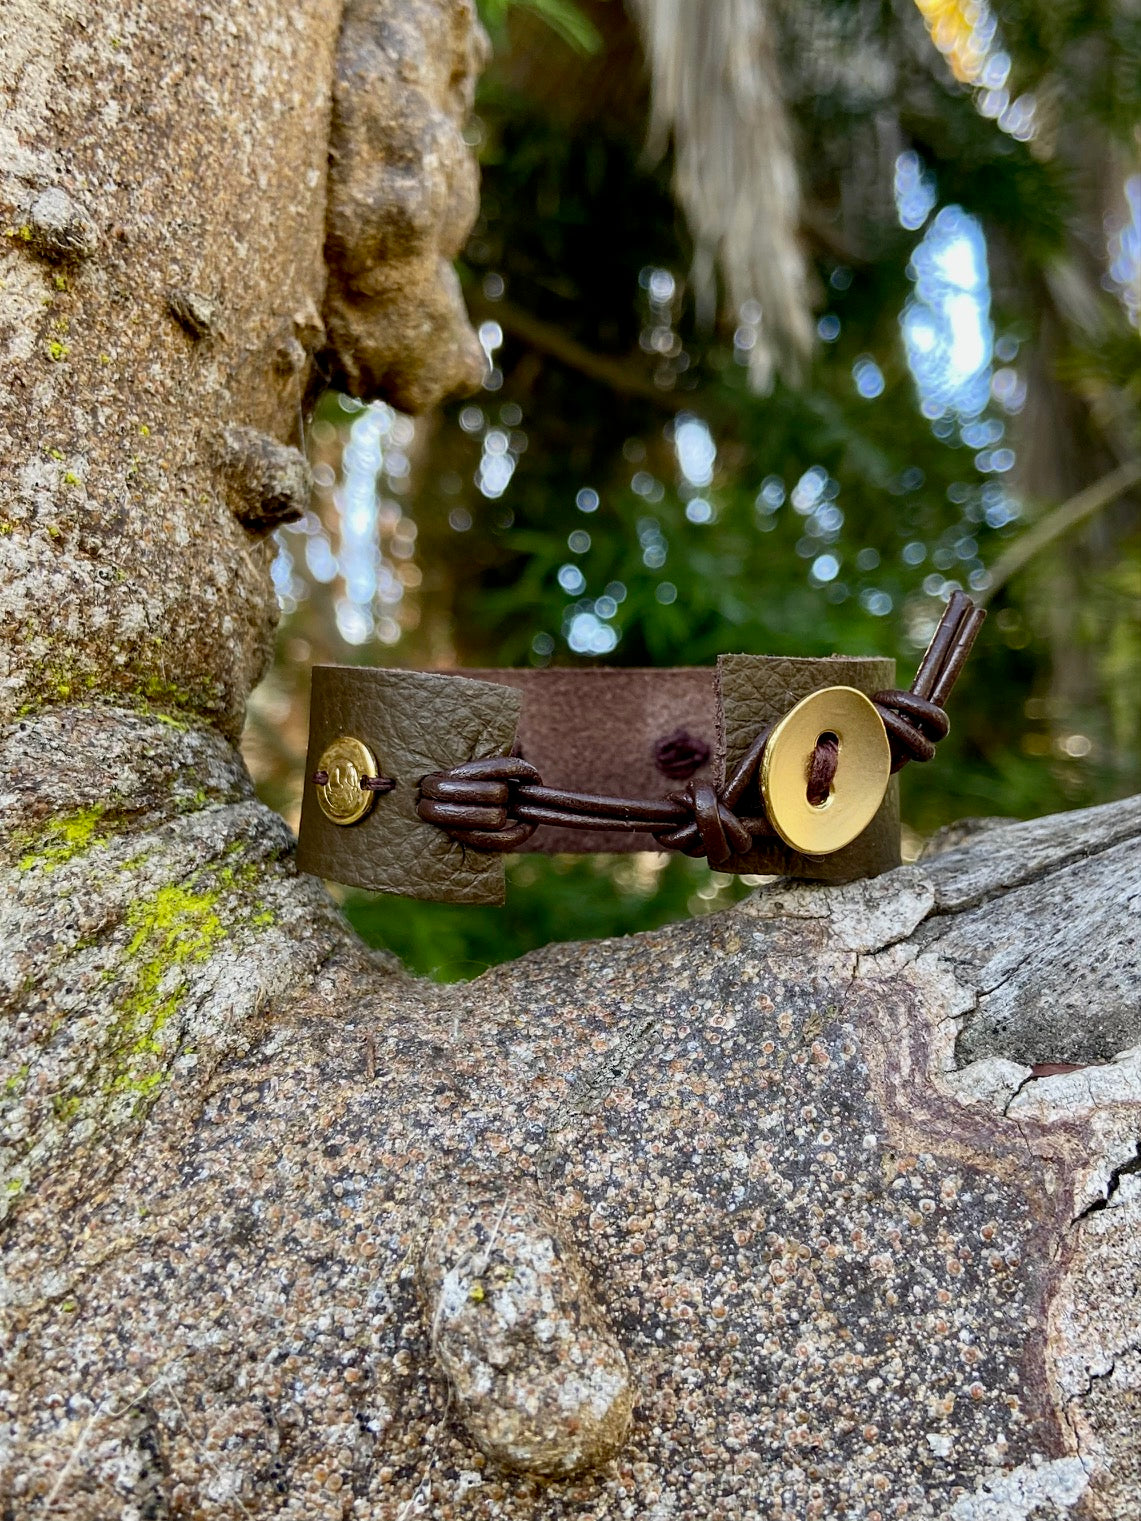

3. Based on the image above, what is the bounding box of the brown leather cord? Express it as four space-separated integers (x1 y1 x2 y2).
322 593 984 865
360 774 398 793
312 769 397 794
806 733 839 807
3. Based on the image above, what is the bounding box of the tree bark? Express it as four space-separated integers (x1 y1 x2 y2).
2 4 1139 1519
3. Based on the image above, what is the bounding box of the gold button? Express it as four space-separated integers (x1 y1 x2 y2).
760 686 890 856
315 736 381 826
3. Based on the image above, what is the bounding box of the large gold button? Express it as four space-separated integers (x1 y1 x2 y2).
315 736 380 826
760 686 890 856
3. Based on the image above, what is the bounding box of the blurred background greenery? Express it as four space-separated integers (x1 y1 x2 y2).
243 0 1140 980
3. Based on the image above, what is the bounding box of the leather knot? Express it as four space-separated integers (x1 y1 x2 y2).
805 732 839 807
417 756 541 851
654 780 753 868
872 690 951 772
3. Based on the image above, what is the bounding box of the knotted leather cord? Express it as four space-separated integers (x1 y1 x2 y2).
322 592 984 867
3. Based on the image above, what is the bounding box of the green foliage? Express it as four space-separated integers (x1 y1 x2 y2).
898 90 1070 261
343 855 750 980
991 0 1141 138
477 0 602 54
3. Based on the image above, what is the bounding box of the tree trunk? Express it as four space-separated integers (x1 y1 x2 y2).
2 4 1139 1519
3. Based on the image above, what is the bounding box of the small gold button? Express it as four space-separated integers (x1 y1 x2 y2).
761 686 890 856
315 736 380 826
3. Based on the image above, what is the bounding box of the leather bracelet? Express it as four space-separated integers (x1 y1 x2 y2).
295 593 983 905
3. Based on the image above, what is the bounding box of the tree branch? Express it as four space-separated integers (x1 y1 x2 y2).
470 295 692 411
981 458 1141 605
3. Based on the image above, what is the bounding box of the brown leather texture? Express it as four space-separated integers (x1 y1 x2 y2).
295 656 901 901
295 667 520 905
466 668 718 853
717 653 900 881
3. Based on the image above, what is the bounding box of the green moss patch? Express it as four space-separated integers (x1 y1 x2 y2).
107 881 227 1099
17 806 109 873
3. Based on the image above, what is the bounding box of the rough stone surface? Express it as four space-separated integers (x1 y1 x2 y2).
219 425 312 534
166 287 217 341
0 0 341 738
0 707 374 1217
422 1183 634 1477
23 185 99 262
322 0 488 412
921 798 1141 1067
1 748 1138 1517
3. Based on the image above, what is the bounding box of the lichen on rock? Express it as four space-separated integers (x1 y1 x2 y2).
0 707 355 1220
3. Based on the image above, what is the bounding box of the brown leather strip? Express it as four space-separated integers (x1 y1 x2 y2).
876 690 951 738
514 803 667 832
426 800 509 829
877 705 938 766
722 726 772 809
461 667 719 853
912 591 965 697
516 785 685 826
420 776 512 806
